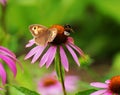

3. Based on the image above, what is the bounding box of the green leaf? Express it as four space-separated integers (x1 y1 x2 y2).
11 85 40 95
75 89 97 95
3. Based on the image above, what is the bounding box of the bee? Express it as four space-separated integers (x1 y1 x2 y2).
29 24 73 46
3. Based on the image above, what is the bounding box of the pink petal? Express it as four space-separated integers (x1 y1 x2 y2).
105 80 110 84
0 49 16 61
65 76 79 91
102 92 112 95
25 39 35 47
60 46 69 72
46 46 57 68
39 46 54 67
0 87 3 90
0 46 19 64
90 89 108 95
90 82 108 88
68 43 85 58
29 39 34 43
0 46 16 57
66 44 80 66
0 0 7 6
31 46 46 63
0 54 17 77
0 63 6 85
24 46 40 60
67 37 74 44
0 46 23 75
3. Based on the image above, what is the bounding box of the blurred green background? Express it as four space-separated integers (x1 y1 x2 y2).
0 0 120 95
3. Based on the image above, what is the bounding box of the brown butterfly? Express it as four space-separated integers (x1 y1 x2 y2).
29 24 72 46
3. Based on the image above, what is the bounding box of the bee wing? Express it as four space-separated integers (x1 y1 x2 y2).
29 24 48 37
47 28 58 42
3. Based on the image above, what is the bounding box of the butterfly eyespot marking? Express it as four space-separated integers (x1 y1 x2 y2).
32 26 37 30
32 26 39 35
64 31 70 36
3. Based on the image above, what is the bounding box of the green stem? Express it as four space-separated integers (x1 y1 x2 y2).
55 47 67 95
5 78 10 95
59 60 67 95
1 4 7 33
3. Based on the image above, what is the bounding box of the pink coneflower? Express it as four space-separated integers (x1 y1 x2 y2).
25 24 85 71
37 73 79 95
90 75 120 95
0 46 18 85
0 0 7 6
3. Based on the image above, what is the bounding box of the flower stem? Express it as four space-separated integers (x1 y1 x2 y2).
59 60 67 95
55 48 67 95
5 78 10 95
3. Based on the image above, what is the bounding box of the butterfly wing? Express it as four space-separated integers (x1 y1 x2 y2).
29 24 50 46
35 28 57 46
29 24 48 37
34 36 48 46
29 24 57 46
47 28 58 42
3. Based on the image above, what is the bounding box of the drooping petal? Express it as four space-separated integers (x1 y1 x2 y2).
0 46 19 67
67 37 74 44
90 89 108 95
90 82 108 88
65 44 80 66
46 46 57 68
31 46 46 63
60 46 69 71
0 63 6 85
24 46 41 60
25 39 35 47
0 54 17 77
39 46 54 67
68 43 85 58
0 46 16 57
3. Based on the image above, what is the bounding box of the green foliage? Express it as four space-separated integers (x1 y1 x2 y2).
10 85 40 95
75 89 97 95
93 0 120 23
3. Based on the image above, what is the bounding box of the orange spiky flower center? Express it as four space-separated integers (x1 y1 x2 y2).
109 76 120 94
43 77 58 87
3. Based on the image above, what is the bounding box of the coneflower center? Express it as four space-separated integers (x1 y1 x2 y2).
109 76 120 94
51 34 68 45
43 77 58 87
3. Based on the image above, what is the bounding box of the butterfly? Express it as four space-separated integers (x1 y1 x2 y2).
29 24 72 46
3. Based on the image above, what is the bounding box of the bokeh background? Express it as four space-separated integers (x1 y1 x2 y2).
0 0 120 95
